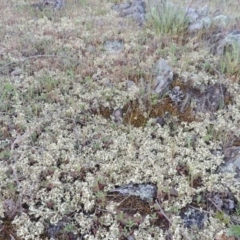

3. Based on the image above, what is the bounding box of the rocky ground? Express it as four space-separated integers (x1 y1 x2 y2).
1 0 240 239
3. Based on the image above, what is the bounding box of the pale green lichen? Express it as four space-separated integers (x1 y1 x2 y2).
1 0 240 239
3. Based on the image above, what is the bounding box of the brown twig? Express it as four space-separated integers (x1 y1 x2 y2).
155 199 193 240
155 199 172 225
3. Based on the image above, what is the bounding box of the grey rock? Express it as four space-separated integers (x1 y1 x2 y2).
223 199 235 210
212 194 223 209
216 31 240 55
11 68 23 77
181 207 208 229
113 2 131 10
104 40 124 53
109 182 157 202
224 146 240 159
126 80 136 89
47 221 65 239
195 84 227 113
188 17 211 33
31 0 65 10
112 0 146 26
113 108 123 124
99 78 112 88
212 15 230 28
92 72 101 81
234 156 240 169
156 117 166 127
169 86 185 105
152 59 173 97
127 236 136 240
218 146 240 178
86 45 96 53
185 7 199 23
185 6 212 33
186 6 209 22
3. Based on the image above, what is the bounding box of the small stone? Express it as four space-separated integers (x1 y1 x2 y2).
104 40 124 53
156 117 166 127
127 80 136 89
100 78 112 87
213 194 223 209
11 68 23 76
113 108 123 124
223 199 235 210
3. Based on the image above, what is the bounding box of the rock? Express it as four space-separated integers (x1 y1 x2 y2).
112 0 146 26
208 191 237 214
212 194 224 209
195 84 227 112
103 40 124 53
185 7 199 23
127 236 135 240
233 156 240 169
99 78 112 88
186 6 211 33
223 199 235 211
180 207 208 229
47 221 65 239
169 86 185 105
126 80 136 89
152 59 173 97
108 182 157 202
11 68 23 77
188 17 211 33
113 108 123 124
219 146 240 178
212 15 230 28
31 0 65 10
156 117 166 127
86 45 96 54
216 31 240 55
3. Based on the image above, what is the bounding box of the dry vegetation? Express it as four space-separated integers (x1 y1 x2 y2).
1 0 240 239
